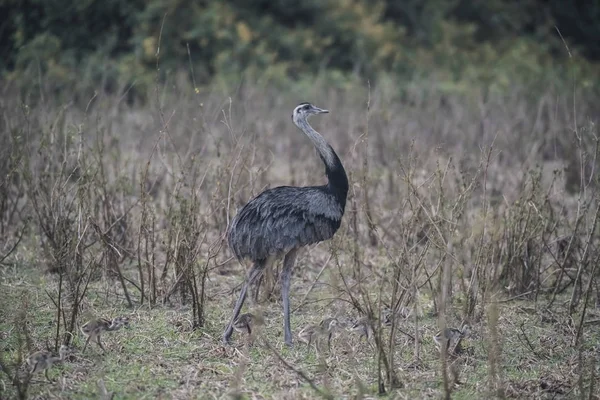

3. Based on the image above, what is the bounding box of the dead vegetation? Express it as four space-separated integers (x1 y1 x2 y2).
0 75 599 399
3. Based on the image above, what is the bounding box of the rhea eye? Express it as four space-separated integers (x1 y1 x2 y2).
303 105 309 110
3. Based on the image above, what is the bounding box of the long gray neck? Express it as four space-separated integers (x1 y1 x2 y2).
293 115 348 207
294 117 337 171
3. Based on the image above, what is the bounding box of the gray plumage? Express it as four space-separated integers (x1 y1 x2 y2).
227 186 344 262
223 103 348 346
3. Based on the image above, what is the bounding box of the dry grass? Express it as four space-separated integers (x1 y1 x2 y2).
0 74 599 399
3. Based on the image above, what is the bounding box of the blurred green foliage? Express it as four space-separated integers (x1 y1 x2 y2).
1 0 599 98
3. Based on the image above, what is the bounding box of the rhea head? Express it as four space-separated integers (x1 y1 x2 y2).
292 102 329 126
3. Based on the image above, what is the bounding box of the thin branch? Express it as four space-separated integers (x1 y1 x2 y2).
263 340 334 400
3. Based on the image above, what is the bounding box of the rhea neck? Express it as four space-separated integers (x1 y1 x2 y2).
293 115 349 206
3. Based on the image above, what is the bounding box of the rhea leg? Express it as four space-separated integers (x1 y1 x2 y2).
82 334 94 353
96 335 106 352
223 259 267 344
281 248 298 346
253 275 263 302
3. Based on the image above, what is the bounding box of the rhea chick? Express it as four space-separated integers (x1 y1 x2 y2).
26 344 72 382
433 323 471 356
233 313 255 335
298 319 338 354
318 317 340 351
351 316 375 344
81 316 130 353
298 324 320 347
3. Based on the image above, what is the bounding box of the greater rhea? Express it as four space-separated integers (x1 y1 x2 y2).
223 103 348 346
26 344 72 382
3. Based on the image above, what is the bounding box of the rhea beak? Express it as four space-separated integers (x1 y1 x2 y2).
312 106 329 114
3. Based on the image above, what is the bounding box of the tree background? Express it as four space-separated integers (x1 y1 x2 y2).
1 0 599 97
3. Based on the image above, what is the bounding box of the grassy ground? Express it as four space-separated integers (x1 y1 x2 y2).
1 77 599 399
2 258 599 399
